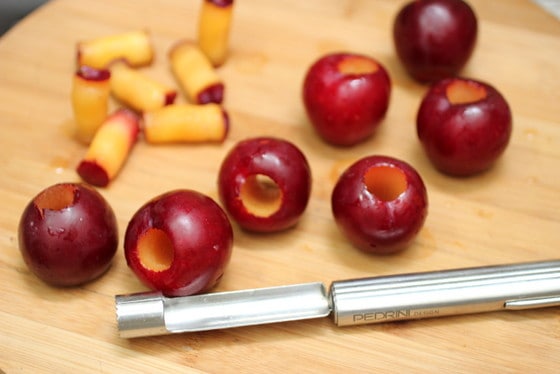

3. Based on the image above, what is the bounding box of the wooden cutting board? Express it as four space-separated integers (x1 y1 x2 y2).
1 0 559 372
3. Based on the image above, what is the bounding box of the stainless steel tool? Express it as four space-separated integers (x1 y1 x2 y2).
115 259 560 338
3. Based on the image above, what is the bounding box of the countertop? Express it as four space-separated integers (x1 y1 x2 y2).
1 0 559 372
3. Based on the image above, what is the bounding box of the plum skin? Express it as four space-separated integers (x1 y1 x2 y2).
393 0 478 83
302 52 391 146
331 156 428 254
18 183 118 286
217 137 312 232
416 78 512 176
124 189 233 297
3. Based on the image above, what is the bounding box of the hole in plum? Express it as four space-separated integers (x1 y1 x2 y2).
34 184 76 211
338 56 379 75
137 228 174 272
239 174 282 218
446 80 487 105
363 166 408 202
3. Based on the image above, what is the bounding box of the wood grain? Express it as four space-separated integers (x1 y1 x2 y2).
1 0 559 372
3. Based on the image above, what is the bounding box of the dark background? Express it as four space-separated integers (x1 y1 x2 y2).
0 0 49 36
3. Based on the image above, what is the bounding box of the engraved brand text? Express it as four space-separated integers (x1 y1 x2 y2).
353 310 411 322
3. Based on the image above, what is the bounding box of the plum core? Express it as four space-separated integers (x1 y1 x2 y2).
363 166 407 202
34 184 75 212
239 174 282 217
338 56 379 75
446 80 487 105
137 228 174 272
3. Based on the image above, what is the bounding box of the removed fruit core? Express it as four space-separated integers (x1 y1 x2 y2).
137 228 174 272
35 184 76 212
446 80 487 105
240 174 282 217
338 56 379 75
364 166 408 202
